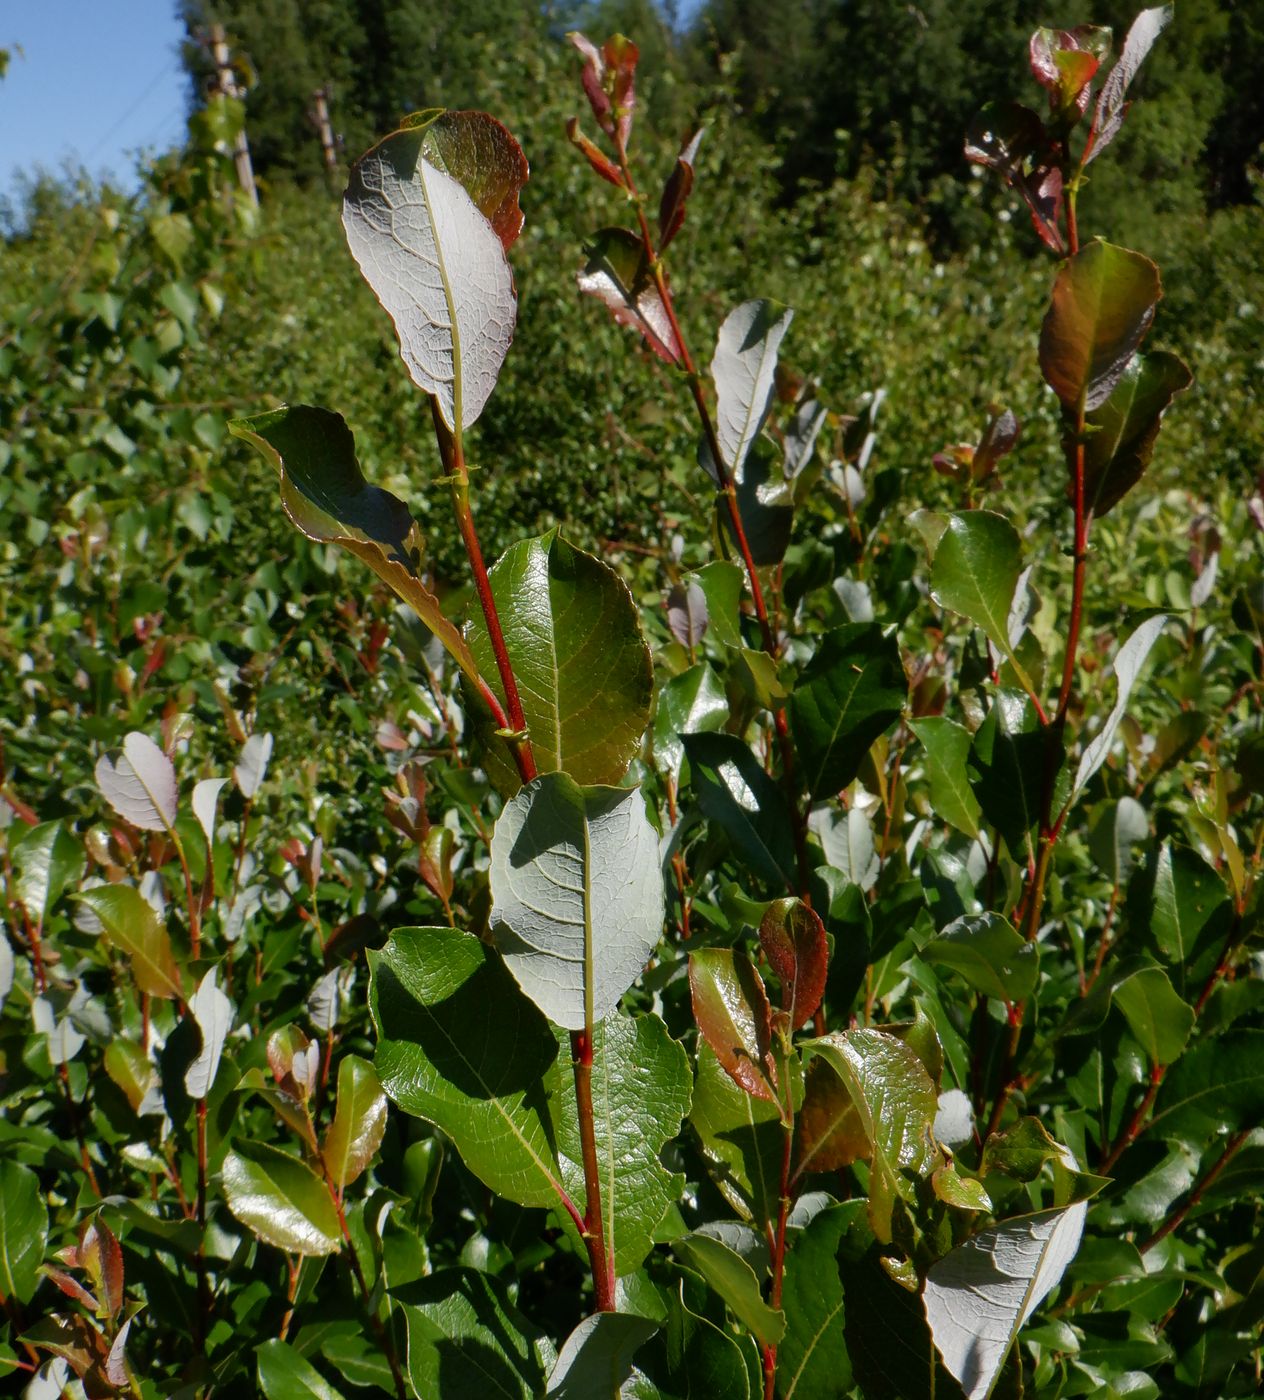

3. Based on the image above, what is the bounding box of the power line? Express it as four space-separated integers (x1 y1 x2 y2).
85 59 180 163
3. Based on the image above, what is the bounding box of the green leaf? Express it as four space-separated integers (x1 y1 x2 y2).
776 1203 862 1400
94 731 178 833
75 885 184 1000
394 1268 548 1400
674 1233 785 1348
924 1205 1086 1400
1146 842 1230 968
1149 1030 1264 1141
638 1279 751 1399
1111 966 1194 1066
546 1313 659 1398
400 108 528 251
256 1339 347 1399
689 561 745 649
968 691 1056 861
923 914 1039 1003
343 125 517 430
1081 352 1192 515
709 299 794 478
688 949 777 1102
652 664 728 780
1074 615 1167 793
682 733 796 892
322 1054 388 1190
11 822 83 927
229 406 485 695
368 927 565 1209
553 1011 692 1277
1038 241 1161 410
758 898 828 1031
909 718 982 839
981 1117 1066 1183
930 513 1025 669
578 227 681 364
690 1043 785 1227
469 531 653 792
804 1030 938 1245
728 437 794 567
222 1142 341 1256
1088 797 1149 886
0 1160 48 1304
789 624 906 800
489 773 663 1030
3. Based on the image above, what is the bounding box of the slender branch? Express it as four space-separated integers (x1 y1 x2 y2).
571 1028 616 1311
1139 1129 1250 1255
763 1050 797 1400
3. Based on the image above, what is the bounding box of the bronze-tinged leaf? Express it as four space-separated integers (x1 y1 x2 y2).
566 116 624 188
689 948 778 1102
659 129 703 252
577 227 682 364
569 32 613 136
78 1219 124 1322
401 108 529 251
794 1055 869 1175
758 898 827 1030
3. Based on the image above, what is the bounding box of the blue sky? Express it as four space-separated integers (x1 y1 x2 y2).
0 1 189 198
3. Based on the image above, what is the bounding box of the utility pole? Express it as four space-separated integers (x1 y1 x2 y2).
208 22 258 206
311 87 339 179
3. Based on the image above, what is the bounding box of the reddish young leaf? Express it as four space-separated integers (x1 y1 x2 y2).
658 129 703 252
78 1218 124 1321
1029 27 1109 118
689 948 778 1102
1018 164 1065 252
566 116 625 188
569 32 613 136
758 898 828 1030
568 32 639 146
42 1265 99 1312
577 226 682 364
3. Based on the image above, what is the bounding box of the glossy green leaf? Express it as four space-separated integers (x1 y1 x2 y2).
910 718 982 839
546 1312 658 1398
489 773 663 1030
930 512 1026 671
76 885 184 1000
924 914 1039 1003
690 1043 785 1226
553 1010 692 1277
1149 1030 1264 1141
652 663 728 780
789 623 906 800
1146 842 1229 967
805 1029 938 1244
1088 797 1149 886
1111 966 1193 1066
95 731 177 833
968 690 1056 861
638 1279 751 1399
577 226 681 364
343 125 517 430
395 1268 548 1400
674 1232 785 1347
981 1117 1065 1183
0 1160 48 1304
104 1039 155 1113
688 561 744 649
682 732 796 892
924 1205 1086 1400
709 299 794 478
369 927 565 1209
322 1054 387 1190
469 531 653 792
12 822 82 927
229 407 485 694
688 948 777 1102
222 1142 341 1256
1038 241 1160 410
1074 615 1167 793
776 1203 862 1400
807 806 878 891
1081 352 1192 515
256 1339 347 1400
759 898 828 1031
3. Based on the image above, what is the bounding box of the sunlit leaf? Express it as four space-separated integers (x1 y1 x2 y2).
184 969 232 1098
673 1232 785 1347
1085 6 1174 164
322 1054 388 1190
709 300 794 479
1074 614 1167 793
546 1312 658 1398
688 948 777 1102
0 1160 48 1305
222 1142 341 1256
924 913 1039 1003
76 885 184 1000
95 732 177 832
758 898 827 1030
234 732 273 800
343 125 516 430
578 227 681 364
256 1339 347 1400
489 773 663 1030
910 718 982 839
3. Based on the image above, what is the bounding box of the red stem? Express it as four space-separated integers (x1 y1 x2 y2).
571 1028 616 1312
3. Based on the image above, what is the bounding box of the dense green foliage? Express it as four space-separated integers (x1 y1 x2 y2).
1 7 1263 1398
